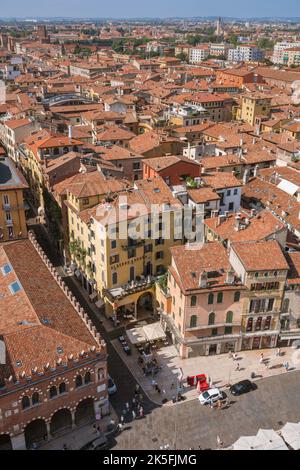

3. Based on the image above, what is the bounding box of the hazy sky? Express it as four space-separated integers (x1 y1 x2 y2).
1 0 300 19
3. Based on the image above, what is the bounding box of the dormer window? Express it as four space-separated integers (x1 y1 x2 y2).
9 281 22 295
1 264 12 276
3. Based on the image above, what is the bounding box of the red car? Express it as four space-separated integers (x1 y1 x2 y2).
187 374 209 392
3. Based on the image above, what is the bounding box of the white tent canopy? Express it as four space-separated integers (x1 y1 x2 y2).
142 322 166 342
280 422 300 450
255 429 288 450
126 322 166 345
233 436 259 450
232 429 288 451
126 327 147 345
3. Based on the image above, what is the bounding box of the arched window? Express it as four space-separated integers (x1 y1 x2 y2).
234 291 240 302
191 296 197 307
226 311 233 324
32 392 39 406
59 382 67 394
22 395 30 410
49 386 57 399
112 272 118 285
75 375 83 388
208 293 214 305
97 368 105 381
255 317 263 331
246 317 253 332
190 315 197 328
208 312 215 325
264 316 272 331
282 298 290 314
217 292 223 304
84 372 92 384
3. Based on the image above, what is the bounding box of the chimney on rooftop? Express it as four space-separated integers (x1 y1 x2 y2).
225 270 235 285
68 125 72 140
243 169 250 185
199 270 208 288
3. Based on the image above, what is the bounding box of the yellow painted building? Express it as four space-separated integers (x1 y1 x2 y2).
67 176 184 318
238 94 271 126
0 157 28 241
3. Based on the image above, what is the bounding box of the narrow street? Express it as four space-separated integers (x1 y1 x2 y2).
30 224 158 417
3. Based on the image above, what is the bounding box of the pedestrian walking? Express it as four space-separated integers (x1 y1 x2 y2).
132 410 136 420
233 353 237 361
120 415 124 425
276 348 281 357
139 406 144 418
236 362 240 371
284 362 289 372
217 399 222 410
260 353 264 363
125 401 130 410
216 436 223 448
209 399 214 409
118 423 123 432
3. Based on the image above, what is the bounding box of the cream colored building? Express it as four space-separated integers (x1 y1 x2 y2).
67 176 183 318
0 157 28 241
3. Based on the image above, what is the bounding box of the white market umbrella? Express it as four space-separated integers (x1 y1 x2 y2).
280 422 300 450
255 429 288 451
232 436 259 450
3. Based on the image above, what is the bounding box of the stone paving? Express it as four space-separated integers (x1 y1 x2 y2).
111 337 300 405
113 369 300 450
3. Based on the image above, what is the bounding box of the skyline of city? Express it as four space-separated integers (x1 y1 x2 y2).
0 0 299 20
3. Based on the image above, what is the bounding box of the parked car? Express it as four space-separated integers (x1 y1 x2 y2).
199 388 223 405
230 380 255 396
108 375 117 395
82 434 109 450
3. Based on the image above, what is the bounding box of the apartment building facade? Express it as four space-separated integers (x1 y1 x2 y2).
229 240 289 351
0 157 28 242
157 242 245 358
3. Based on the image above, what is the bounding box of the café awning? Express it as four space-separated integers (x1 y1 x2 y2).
143 322 166 342
126 327 147 345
